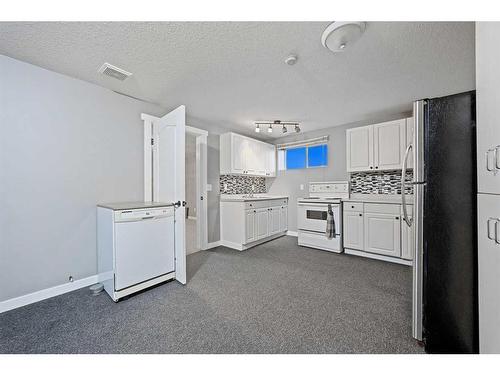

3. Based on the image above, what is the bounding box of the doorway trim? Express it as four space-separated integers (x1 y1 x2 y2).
186 125 209 251
142 115 209 252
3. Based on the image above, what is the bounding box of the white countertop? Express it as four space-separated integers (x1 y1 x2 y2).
97 201 174 210
220 194 289 202
342 194 414 204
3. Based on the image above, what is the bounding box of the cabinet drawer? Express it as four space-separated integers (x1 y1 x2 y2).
343 202 364 212
245 199 288 210
364 203 400 215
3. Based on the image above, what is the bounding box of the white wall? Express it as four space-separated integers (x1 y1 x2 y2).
0 55 164 302
266 114 410 232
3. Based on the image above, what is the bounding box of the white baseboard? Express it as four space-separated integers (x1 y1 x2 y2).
0 274 99 314
205 240 221 249
344 248 412 266
286 230 298 237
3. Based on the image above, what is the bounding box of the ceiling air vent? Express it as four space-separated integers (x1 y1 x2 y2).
98 63 132 81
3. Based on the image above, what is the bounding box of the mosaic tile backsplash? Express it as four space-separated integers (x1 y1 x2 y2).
220 175 267 194
350 170 414 195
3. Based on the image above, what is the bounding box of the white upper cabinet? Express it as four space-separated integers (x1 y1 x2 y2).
265 144 276 177
346 125 374 172
346 118 407 172
373 119 406 171
231 134 247 174
220 132 276 177
477 23 500 195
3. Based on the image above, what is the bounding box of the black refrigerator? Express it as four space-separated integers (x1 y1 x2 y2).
401 91 478 353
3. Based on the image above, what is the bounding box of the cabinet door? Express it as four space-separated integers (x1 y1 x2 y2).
401 205 414 260
231 134 246 174
373 119 406 171
346 125 373 172
343 210 364 250
364 212 401 257
266 144 276 177
478 193 500 353
280 206 288 232
477 23 500 195
256 208 269 239
242 138 255 175
269 207 281 235
245 210 257 244
406 117 414 169
254 142 266 176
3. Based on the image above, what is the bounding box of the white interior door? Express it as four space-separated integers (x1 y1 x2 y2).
144 106 186 284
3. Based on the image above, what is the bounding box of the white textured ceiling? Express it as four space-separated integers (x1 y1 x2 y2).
0 22 475 138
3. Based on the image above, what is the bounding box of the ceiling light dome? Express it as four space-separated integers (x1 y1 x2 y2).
321 22 366 53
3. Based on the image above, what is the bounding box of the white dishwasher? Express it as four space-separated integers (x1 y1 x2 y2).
97 202 176 302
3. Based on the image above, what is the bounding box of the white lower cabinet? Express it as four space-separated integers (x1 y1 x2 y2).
343 210 364 250
221 198 288 250
478 193 500 353
280 205 288 232
364 212 401 258
245 209 257 243
256 208 270 239
269 206 281 235
343 201 412 265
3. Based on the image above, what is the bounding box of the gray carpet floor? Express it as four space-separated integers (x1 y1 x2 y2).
0 236 424 353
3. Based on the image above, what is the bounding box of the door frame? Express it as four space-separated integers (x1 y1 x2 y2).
186 125 209 251
142 116 208 252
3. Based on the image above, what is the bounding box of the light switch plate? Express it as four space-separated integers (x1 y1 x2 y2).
300 184 304 190
207 184 212 191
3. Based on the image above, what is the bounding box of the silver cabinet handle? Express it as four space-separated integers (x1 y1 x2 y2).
487 218 496 240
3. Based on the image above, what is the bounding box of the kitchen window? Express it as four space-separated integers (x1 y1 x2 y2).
277 136 329 171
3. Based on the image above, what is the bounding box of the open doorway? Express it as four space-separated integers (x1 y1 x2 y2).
185 126 208 254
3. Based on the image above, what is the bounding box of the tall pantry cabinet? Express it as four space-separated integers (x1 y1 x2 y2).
476 22 500 353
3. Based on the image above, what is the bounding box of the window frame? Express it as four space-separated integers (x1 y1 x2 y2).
280 142 328 171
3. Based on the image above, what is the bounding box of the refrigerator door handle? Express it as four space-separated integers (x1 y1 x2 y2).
487 218 496 241
495 145 500 170
495 219 500 245
401 143 413 227
486 148 498 174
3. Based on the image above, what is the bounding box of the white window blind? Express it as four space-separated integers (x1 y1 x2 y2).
276 135 329 150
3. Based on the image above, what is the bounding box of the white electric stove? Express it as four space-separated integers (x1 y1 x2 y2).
297 181 349 253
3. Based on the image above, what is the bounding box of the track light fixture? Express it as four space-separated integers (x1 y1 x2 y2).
254 120 300 134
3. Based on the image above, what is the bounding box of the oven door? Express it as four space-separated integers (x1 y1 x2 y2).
297 203 340 234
